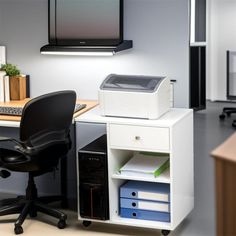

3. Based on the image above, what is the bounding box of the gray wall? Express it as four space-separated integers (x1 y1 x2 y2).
0 0 190 196
0 0 190 107
0 5 2 35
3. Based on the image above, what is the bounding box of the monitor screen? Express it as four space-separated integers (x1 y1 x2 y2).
49 0 123 46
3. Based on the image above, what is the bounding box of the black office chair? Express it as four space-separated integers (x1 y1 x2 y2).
219 107 236 127
0 90 76 234
219 51 236 128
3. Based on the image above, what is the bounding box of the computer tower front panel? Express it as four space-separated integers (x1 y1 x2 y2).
78 135 109 220
79 182 108 220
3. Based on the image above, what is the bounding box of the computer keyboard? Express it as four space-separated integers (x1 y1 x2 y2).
74 103 87 113
0 106 23 116
0 103 87 116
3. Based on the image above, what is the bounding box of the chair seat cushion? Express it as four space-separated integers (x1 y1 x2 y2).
0 148 27 163
0 148 33 172
2 155 27 163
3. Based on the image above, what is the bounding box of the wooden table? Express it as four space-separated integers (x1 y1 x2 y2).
211 133 236 236
0 99 98 122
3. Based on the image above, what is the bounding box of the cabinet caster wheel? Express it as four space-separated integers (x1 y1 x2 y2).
58 219 66 229
161 229 170 236
14 225 23 235
219 114 226 120
83 220 91 227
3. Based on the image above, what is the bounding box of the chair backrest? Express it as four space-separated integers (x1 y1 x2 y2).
19 91 76 147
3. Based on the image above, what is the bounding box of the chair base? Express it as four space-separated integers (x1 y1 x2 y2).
0 174 67 234
219 107 236 128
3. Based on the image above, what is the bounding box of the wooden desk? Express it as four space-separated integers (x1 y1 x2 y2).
211 133 236 236
0 99 98 209
0 99 98 122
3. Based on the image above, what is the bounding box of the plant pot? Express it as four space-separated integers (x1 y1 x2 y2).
10 75 26 100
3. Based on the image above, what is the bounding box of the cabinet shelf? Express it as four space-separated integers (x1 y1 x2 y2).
111 216 172 230
112 169 170 184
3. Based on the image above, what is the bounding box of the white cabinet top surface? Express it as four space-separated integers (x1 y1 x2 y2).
76 106 193 127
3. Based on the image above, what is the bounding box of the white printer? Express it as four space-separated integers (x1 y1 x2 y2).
99 74 170 119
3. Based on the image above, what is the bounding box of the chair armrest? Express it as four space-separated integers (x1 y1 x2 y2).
0 136 23 146
0 136 14 142
15 139 70 156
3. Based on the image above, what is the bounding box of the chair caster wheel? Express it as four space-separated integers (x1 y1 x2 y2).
83 220 91 227
58 219 66 229
14 225 23 235
232 121 236 128
161 229 170 236
219 114 226 120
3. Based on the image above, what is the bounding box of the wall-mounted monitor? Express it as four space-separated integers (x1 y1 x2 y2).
49 0 123 46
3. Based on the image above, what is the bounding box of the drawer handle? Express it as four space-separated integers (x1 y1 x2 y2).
135 136 141 140
132 202 136 207
132 192 136 197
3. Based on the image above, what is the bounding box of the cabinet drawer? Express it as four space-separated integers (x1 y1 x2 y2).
109 124 170 151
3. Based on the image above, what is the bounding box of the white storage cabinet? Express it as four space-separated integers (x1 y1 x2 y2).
75 107 193 236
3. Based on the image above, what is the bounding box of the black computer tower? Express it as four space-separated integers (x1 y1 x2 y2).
78 135 109 220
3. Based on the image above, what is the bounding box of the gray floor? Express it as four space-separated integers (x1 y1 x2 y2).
174 101 236 236
0 101 236 236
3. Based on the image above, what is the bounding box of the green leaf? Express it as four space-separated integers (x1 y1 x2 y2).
0 63 21 76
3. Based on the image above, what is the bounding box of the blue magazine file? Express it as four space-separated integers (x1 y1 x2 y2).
120 181 170 202
120 208 170 222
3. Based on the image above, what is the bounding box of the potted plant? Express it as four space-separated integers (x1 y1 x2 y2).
1 63 20 77
0 63 26 100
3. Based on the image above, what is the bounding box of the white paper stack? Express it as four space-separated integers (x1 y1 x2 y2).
119 153 169 178
0 71 6 102
0 46 6 66
4 75 10 102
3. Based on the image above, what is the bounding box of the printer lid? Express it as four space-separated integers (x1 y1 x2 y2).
100 74 166 92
